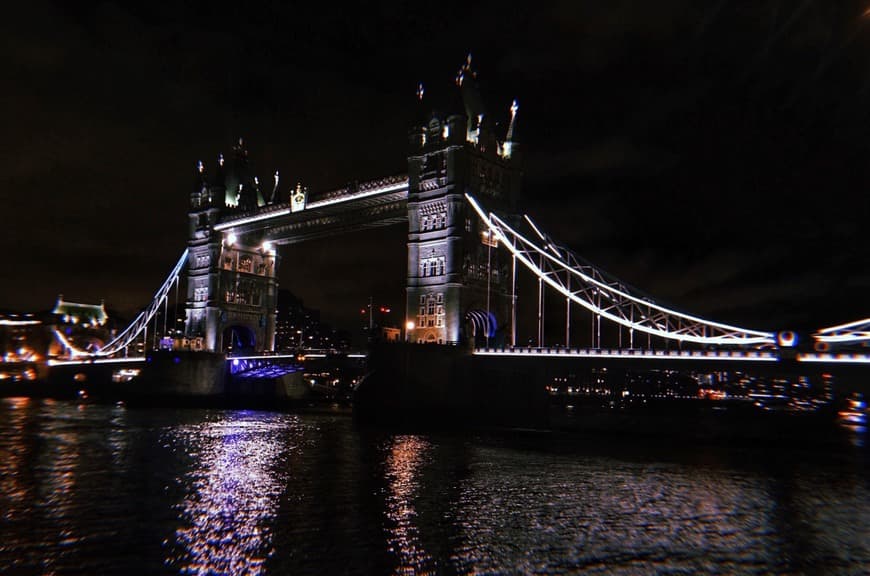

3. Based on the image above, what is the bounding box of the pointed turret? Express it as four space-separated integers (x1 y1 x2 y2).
211 153 226 207
269 170 280 204
410 82 430 150
502 99 520 160
191 160 208 208
456 54 487 141
225 137 259 210
415 82 429 125
254 176 266 207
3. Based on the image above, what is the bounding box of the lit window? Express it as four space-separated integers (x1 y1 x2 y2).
239 256 253 273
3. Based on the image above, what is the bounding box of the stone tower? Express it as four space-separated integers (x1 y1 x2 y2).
405 57 522 346
184 144 278 353
184 159 224 351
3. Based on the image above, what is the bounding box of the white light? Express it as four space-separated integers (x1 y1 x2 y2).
307 181 407 210
472 348 780 362
227 233 237 245
406 321 415 331
442 124 449 139
226 354 300 361
797 354 870 364
469 196 776 347
815 317 870 334
214 209 291 231
0 319 41 326
213 179 409 231
777 331 797 347
262 241 272 252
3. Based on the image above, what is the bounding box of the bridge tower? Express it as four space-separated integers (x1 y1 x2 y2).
184 143 278 354
405 57 522 346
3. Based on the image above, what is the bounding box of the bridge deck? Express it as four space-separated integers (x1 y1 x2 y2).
474 347 870 365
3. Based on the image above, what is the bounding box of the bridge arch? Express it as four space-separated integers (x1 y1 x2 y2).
466 309 497 347
222 324 257 355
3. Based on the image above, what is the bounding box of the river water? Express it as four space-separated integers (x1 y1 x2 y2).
1 397 867 575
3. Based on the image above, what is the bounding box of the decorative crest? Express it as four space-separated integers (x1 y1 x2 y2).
291 182 307 213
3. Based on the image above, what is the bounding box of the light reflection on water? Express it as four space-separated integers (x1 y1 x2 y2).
0 398 867 575
382 435 434 574
449 451 779 574
163 412 298 575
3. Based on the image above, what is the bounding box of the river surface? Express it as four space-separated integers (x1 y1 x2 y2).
0 397 867 575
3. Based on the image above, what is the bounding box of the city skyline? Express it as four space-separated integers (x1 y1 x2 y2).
2 2 869 337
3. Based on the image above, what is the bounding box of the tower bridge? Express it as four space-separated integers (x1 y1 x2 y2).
51 58 870 405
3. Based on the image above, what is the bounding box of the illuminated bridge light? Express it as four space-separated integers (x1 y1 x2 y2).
472 349 781 362
465 193 777 348
797 353 870 364
212 177 409 232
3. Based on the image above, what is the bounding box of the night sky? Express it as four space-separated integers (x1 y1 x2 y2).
2 1 870 339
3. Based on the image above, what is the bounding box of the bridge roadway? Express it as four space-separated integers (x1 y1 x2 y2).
473 346 870 392
474 346 870 364
48 348 870 367
213 176 409 244
40 346 870 400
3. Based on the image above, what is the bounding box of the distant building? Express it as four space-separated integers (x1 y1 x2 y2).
0 311 46 362
379 326 401 342
1 296 117 360
274 289 350 352
49 295 113 355
51 296 108 327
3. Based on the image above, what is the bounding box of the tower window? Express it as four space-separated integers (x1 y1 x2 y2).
417 292 445 332
419 256 446 277
238 256 253 273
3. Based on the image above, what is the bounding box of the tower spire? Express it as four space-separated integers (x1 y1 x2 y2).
455 53 485 142
269 170 280 204
502 99 520 159
506 99 519 142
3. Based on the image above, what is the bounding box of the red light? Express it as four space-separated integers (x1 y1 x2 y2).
360 308 366 314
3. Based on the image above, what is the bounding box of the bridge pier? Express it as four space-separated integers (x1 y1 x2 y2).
132 350 228 403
